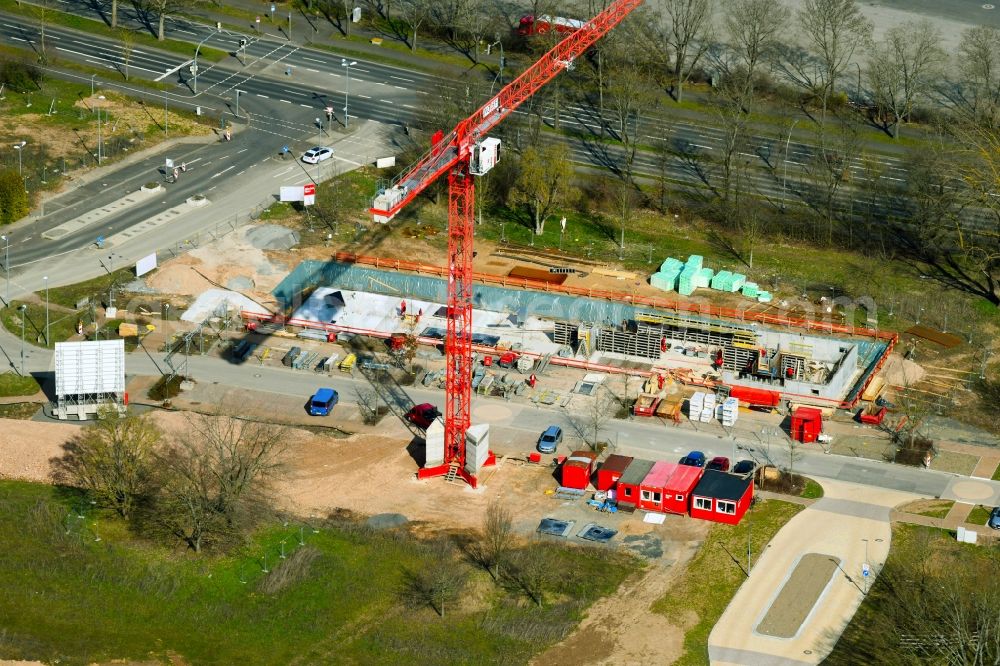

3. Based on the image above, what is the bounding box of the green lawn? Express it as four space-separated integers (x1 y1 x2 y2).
0 480 640 665
800 478 824 500
993 462 1000 482
0 402 42 419
652 499 804 666
966 504 992 526
0 302 80 347
0 372 40 397
38 268 135 310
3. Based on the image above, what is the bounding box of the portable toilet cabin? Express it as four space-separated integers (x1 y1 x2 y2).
791 406 823 443
596 454 634 491
614 458 655 507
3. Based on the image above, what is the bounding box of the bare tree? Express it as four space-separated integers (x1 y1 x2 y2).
512 544 554 607
151 413 286 552
660 0 713 103
111 0 119 28
138 0 189 41
866 20 944 139
480 499 514 581
797 0 872 120
510 141 574 235
957 26 1000 128
400 539 468 617
723 0 790 111
35 0 51 64
118 28 136 81
583 389 616 450
54 406 160 519
398 0 434 52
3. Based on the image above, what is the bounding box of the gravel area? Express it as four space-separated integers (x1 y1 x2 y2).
247 224 300 251
756 553 841 639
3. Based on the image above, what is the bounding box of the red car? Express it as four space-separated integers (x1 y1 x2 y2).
706 456 731 472
406 403 441 429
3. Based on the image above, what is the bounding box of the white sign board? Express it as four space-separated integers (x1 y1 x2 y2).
135 252 157 277
280 185 304 202
55 340 125 397
376 156 396 169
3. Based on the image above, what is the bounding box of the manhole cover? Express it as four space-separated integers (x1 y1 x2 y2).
984 4 995 9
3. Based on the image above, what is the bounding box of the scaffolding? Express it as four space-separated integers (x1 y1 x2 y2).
54 340 126 420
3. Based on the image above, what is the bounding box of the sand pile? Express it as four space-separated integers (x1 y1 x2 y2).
881 354 926 386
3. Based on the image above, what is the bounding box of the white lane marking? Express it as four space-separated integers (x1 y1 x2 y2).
210 165 237 179
257 93 270 98
303 56 326 63
272 166 296 178
402 104 416 109
155 59 193 81
237 148 248 154
357 94 371 99
300 104 311 108
306 68 318 73
390 75 414 82
279 99 292 103
393 85 406 90
380 99 394 104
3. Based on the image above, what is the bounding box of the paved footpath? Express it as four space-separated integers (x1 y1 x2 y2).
709 478 918 666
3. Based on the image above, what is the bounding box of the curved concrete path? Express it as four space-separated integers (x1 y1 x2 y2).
707 479 924 665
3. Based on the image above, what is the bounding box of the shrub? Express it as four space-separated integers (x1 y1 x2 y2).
0 169 29 225
0 59 43 92
148 375 184 401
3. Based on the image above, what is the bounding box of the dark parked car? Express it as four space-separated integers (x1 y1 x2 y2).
706 456 730 472
406 403 441 429
732 459 756 476
679 451 706 467
989 506 1000 530
537 425 563 454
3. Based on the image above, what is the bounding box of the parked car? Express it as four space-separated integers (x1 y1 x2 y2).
679 451 706 467
732 459 756 476
537 425 563 454
308 388 338 416
706 456 730 472
406 403 440 429
302 146 333 164
989 506 1000 530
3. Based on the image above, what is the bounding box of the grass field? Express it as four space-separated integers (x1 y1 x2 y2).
966 504 992 526
0 480 640 665
800 478 824 499
652 499 804 666
0 302 79 347
993 462 1000 481
0 372 41 397
0 402 42 419
38 268 135 310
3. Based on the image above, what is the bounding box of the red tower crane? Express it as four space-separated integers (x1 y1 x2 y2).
371 0 644 487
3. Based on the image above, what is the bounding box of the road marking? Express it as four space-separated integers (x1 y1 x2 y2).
257 93 269 98
306 67 318 73
357 94 371 99
272 166 296 178
300 104 311 108
390 75 414 82
237 148 248 154
393 85 406 90
375 81 386 86
353 67 371 73
279 99 292 103
415 90 429 95
153 60 194 81
210 165 237 179
303 56 325 63
380 99 394 104
402 104 416 109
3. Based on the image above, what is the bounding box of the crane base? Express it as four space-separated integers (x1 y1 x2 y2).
417 451 497 489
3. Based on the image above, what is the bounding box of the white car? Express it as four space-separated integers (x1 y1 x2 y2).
301 146 333 164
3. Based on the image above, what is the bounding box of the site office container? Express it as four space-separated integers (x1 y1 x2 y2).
615 458 655 507
791 406 823 443
661 464 703 514
690 469 754 525
596 454 633 491
561 450 597 490
638 461 676 512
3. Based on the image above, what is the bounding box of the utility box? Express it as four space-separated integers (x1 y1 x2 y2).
470 137 501 175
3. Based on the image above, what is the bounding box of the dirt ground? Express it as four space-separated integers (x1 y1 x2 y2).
755 553 841 639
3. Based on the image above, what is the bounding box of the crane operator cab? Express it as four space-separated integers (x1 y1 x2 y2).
469 138 501 176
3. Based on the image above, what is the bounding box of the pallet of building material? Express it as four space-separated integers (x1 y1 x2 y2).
678 268 697 296
694 267 715 289
660 257 684 273
685 255 704 271
757 291 773 303
711 270 733 290
741 282 759 298
553 487 587 500
731 273 746 292
517 356 534 372
650 271 678 292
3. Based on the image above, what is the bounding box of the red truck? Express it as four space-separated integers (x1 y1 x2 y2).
517 14 584 36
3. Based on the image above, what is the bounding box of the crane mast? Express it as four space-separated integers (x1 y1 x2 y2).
371 0 644 487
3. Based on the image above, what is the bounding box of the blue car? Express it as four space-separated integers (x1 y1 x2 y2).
309 388 338 416
537 426 563 454
680 451 706 467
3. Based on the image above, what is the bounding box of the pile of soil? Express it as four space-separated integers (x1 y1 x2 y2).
247 225 300 251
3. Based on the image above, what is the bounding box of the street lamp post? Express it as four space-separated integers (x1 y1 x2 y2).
781 120 798 210
91 73 96 97
193 28 220 95
342 59 357 129
13 140 26 177
43 276 49 347
1 234 8 305
19 304 26 375
862 538 870 594
487 39 505 94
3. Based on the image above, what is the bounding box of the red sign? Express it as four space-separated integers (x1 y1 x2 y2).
304 183 316 196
